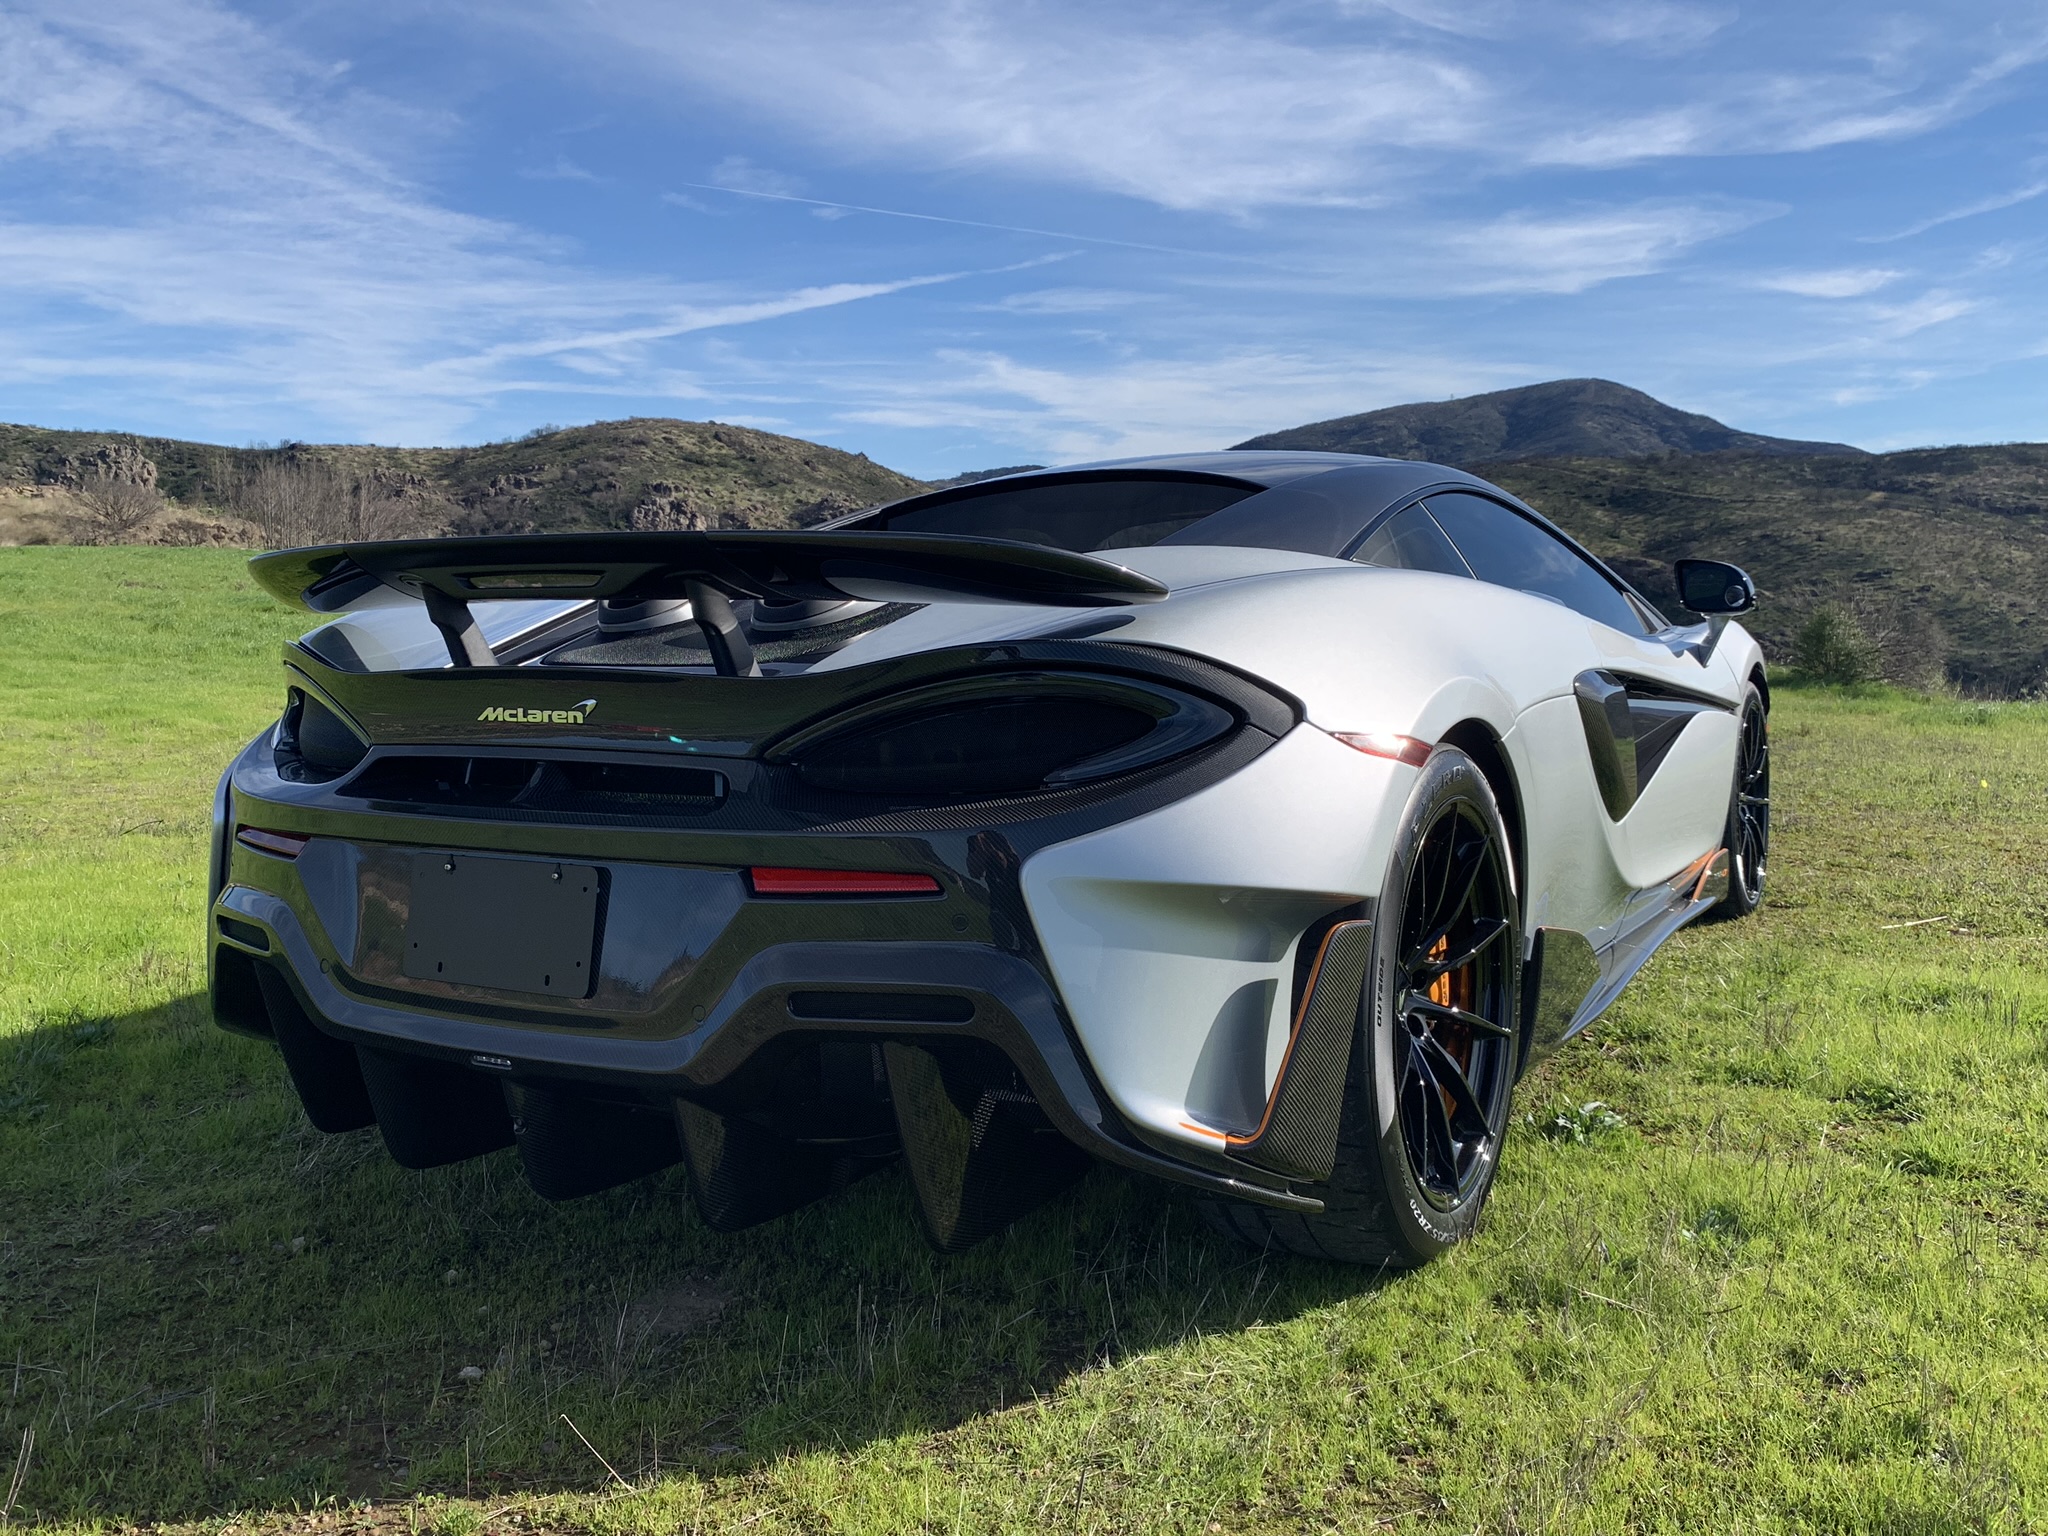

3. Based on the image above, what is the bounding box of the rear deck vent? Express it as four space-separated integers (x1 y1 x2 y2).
340 756 725 817
786 991 975 1024
277 690 369 782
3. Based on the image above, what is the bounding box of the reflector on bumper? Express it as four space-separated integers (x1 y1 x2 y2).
747 867 941 897
236 826 310 858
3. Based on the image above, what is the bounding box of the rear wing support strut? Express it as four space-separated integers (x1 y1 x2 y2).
683 580 760 678
421 587 498 668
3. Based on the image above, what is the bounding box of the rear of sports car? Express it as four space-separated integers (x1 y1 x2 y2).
209 542 1403 1249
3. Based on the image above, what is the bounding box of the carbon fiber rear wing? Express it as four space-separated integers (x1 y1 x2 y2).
249 530 1168 674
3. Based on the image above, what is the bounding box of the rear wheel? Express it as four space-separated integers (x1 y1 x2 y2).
1709 684 1769 920
1202 747 1521 1266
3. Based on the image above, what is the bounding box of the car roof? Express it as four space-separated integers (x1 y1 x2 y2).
892 450 1499 559
863 449 1664 621
966 449 1491 496
1019 449 1396 486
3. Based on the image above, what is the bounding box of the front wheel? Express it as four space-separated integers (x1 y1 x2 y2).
1708 683 1769 920
1202 746 1521 1267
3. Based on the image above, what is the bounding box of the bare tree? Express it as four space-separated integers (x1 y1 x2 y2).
333 474 444 542
69 469 164 545
231 457 448 548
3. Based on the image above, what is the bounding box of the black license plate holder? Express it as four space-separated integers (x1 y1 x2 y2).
403 853 602 998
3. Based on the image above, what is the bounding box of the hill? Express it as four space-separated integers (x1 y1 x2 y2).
1234 379 1865 462
0 417 927 540
1487 445 2048 695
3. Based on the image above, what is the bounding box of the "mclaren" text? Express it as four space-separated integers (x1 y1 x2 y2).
476 697 597 725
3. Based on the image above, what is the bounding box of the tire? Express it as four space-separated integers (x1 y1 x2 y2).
1707 683 1769 921
1201 746 1521 1267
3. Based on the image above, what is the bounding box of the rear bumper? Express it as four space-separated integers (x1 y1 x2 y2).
214 883 1312 1210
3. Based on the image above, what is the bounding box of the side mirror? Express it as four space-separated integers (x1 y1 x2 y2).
1671 559 1756 663
1673 559 1756 616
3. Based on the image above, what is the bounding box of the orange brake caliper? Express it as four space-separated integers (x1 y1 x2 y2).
1426 936 1472 1121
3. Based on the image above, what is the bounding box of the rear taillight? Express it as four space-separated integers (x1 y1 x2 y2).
773 674 1236 799
236 826 310 858
748 867 941 897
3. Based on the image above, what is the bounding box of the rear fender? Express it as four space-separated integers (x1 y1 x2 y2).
1021 723 1414 1160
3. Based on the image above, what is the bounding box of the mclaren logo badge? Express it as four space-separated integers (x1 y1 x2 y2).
477 697 598 725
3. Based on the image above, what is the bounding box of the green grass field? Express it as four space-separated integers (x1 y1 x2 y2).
3 546 2045 1535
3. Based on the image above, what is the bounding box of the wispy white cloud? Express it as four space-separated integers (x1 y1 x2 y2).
1864 291 1977 340
833 348 1528 461
503 0 2048 207
505 0 1484 212
1871 175 2048 241
708 155 804 197
1573 2 1733 52
1336 0 1731 51
1754 267 1904 299
0 0 975 442
668 181 1234 258
977 289 1155 315
1534 24 2048 167
1431 200 1772 294
457 275 974 366
520 154 601 182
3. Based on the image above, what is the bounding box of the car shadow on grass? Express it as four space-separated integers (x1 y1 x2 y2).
0 993 1400 1525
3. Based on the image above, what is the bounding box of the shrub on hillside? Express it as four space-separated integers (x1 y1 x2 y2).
68 470 164 545
1794 602 1881 685
231 458 448 548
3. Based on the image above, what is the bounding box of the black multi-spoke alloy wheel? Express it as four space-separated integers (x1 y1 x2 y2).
1709 683 1769 920
1202 747 1521 1266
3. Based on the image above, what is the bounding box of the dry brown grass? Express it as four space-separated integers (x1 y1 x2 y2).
0 486 256 549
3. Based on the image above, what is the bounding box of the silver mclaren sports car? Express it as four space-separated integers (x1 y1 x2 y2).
210 451 1769 1266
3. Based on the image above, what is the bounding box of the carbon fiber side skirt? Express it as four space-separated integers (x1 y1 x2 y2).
1227 919 1375 1183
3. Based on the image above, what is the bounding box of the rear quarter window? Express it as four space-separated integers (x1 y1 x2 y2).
859 476 1258 553
1423 491 1648 635
1351 504 1473 577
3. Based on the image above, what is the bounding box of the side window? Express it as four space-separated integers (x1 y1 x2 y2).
1351 504 1473 577
1422 492 1648 634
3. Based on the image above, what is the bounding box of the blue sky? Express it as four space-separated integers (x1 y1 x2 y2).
2 1 2045 477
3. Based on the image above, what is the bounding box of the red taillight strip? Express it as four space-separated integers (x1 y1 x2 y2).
236 826 311 859
748 867 941 897
1328 731 1433 767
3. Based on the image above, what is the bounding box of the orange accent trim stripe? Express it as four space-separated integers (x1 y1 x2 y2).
1177 1119 1229 1141
1690 847 1727 901
1329 731 1433 767
1667 847 1717 902
1225 921 1351 1151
